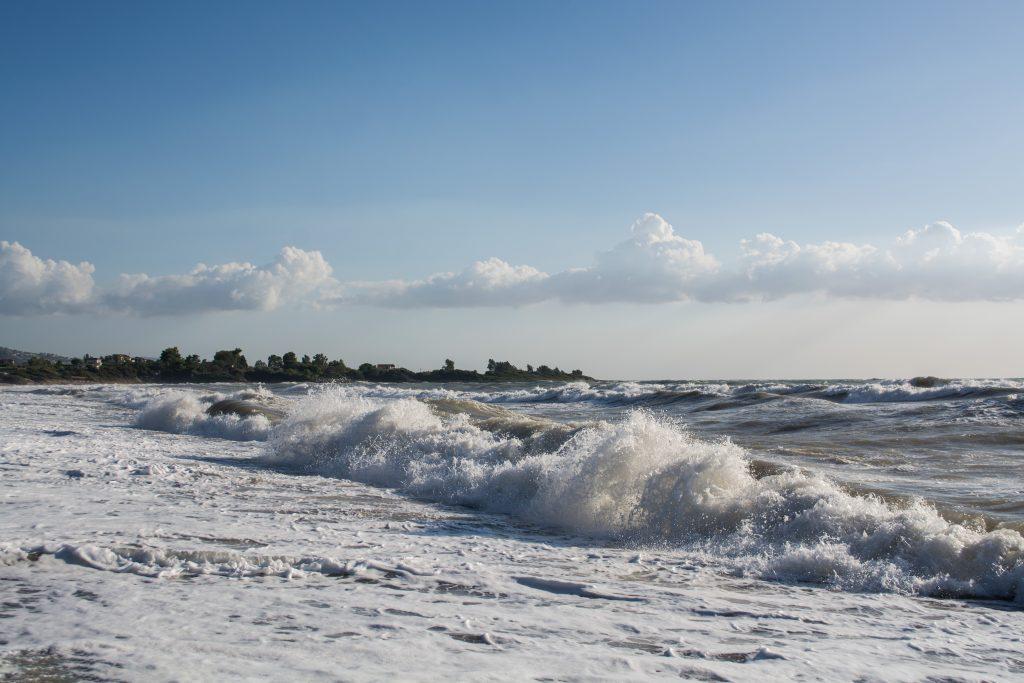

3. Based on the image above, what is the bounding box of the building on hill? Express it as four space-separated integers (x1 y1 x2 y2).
375 363 396 370
104 354 132 365
84 356 102 369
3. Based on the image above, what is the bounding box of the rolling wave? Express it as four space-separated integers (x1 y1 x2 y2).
349 378 1024 410
132 388 285 441
258 387 1024 602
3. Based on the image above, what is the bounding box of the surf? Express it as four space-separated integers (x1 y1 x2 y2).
256 386 1024 602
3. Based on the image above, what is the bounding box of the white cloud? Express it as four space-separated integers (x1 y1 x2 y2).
547 213 720 303
889 221 1024 300
707 221 1024 302
354 213 719 307
0 241 96 315
708 233 897 301
5 216 1024 316
347 257 548 308
363 215 1024 306
104 246 337 315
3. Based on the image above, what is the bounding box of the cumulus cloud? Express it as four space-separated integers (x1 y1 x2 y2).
353 215 1024 307
0 241 96 314
104 246 337 315
548 213 720 303
355 213 719 307
711 233 898 301
708 221 1024 302
346 257 549 308
888 221 1024 300
0 242 335 316
4 216 1024 315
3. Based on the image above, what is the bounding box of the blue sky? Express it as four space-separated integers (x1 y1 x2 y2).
2 1 1024 378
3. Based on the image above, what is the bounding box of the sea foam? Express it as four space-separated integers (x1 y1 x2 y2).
262 387 1024 601
134 389 274 441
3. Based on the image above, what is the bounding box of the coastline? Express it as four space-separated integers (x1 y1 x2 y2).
0 374 593 386
0 348 593 385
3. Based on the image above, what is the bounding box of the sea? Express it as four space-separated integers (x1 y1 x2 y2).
2 379 1022 680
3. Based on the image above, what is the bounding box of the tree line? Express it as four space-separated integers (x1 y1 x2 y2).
0 347 590 384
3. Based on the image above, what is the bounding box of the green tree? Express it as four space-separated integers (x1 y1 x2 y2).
159 347 183 368
267 354 283 370
213 348 247 369
444 359 455 372
213 350 234 366
313 353 329 369
283 351 298 369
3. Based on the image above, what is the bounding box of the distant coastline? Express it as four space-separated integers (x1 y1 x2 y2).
0 346 592 385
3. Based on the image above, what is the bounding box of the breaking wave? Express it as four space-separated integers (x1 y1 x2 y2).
509 378 1024 408
133 387 282 441
262 387 1024 602
475 381 732 406
348 378 1024 410
817 379 1023 404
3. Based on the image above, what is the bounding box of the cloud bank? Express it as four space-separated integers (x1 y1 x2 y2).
105 246 336 315
0 243 336 316
718 222 1024 302
341 213 721 307
350 214 1024 307
0 241 96 315
3 215 1024 316
349 257 549 308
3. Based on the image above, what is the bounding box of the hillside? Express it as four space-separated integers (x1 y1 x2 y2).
0 346 71 364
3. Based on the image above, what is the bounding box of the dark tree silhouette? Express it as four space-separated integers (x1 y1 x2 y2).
159 347 182 368
1 346 590 385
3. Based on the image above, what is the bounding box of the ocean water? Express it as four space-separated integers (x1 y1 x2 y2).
2 380 1022 680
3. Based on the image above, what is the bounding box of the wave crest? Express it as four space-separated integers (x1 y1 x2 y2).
133 389 276 441
263 387 1024 601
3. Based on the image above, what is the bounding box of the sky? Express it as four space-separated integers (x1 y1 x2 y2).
2 1 1024 379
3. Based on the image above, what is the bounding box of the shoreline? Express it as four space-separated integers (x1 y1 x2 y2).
0 374 592 386
0 348 593 386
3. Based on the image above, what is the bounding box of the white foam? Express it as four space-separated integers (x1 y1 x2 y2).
264 387 1024 601
134 390 272 441
337 380 725 406
4 382 1020 680
10 542 430 581
823 378 1024 403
